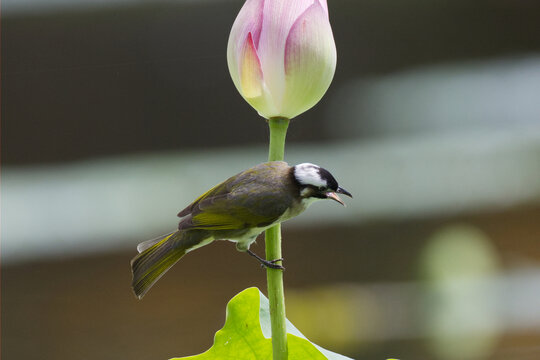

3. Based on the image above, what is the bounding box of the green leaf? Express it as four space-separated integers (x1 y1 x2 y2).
172 287 353 360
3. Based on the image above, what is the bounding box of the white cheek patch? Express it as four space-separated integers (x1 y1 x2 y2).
294 163 327 187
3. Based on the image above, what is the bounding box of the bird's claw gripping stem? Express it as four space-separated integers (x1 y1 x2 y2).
247 249 285 270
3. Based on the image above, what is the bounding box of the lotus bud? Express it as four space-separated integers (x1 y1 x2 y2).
227 0 337 120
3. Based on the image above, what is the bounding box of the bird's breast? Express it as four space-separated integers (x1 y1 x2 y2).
278 197 314 222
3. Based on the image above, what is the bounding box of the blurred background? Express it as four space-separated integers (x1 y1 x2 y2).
3 0 540 359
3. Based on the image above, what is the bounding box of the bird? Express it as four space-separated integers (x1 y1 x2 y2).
130 161 352 298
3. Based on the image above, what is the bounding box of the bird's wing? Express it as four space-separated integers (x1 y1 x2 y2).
177 182 229 218
179 186 290 231
177 163 292 231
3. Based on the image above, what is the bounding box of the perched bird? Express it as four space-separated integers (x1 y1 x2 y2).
131 161 351 298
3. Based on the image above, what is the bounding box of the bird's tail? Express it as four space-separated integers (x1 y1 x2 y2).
130 231 190 299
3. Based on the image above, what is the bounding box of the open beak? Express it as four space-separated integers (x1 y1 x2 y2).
326 187 352 206
326 192 345 206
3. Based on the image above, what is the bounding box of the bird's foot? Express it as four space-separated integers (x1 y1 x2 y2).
246 249 285 270
260 259 285 270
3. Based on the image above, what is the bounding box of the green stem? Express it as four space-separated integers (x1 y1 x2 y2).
266 117 290 360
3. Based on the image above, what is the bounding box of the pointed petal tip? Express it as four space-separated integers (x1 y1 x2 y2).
239 32 264 99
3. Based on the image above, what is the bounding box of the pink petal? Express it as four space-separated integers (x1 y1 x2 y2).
281 0 336 118
239 32 264 98
256 0 314 105
316 0 329 17
231 0 264 48
284 2 330 75
227 0 264 88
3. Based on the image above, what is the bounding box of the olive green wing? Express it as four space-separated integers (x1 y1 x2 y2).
177 163 275 219
177 162 292 231
177 177 235 218
183 192 292 231
180 186 291 231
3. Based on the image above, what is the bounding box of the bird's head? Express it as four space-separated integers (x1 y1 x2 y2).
292 163 352 205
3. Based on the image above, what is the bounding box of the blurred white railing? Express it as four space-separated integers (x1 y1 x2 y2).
3 127 540 263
